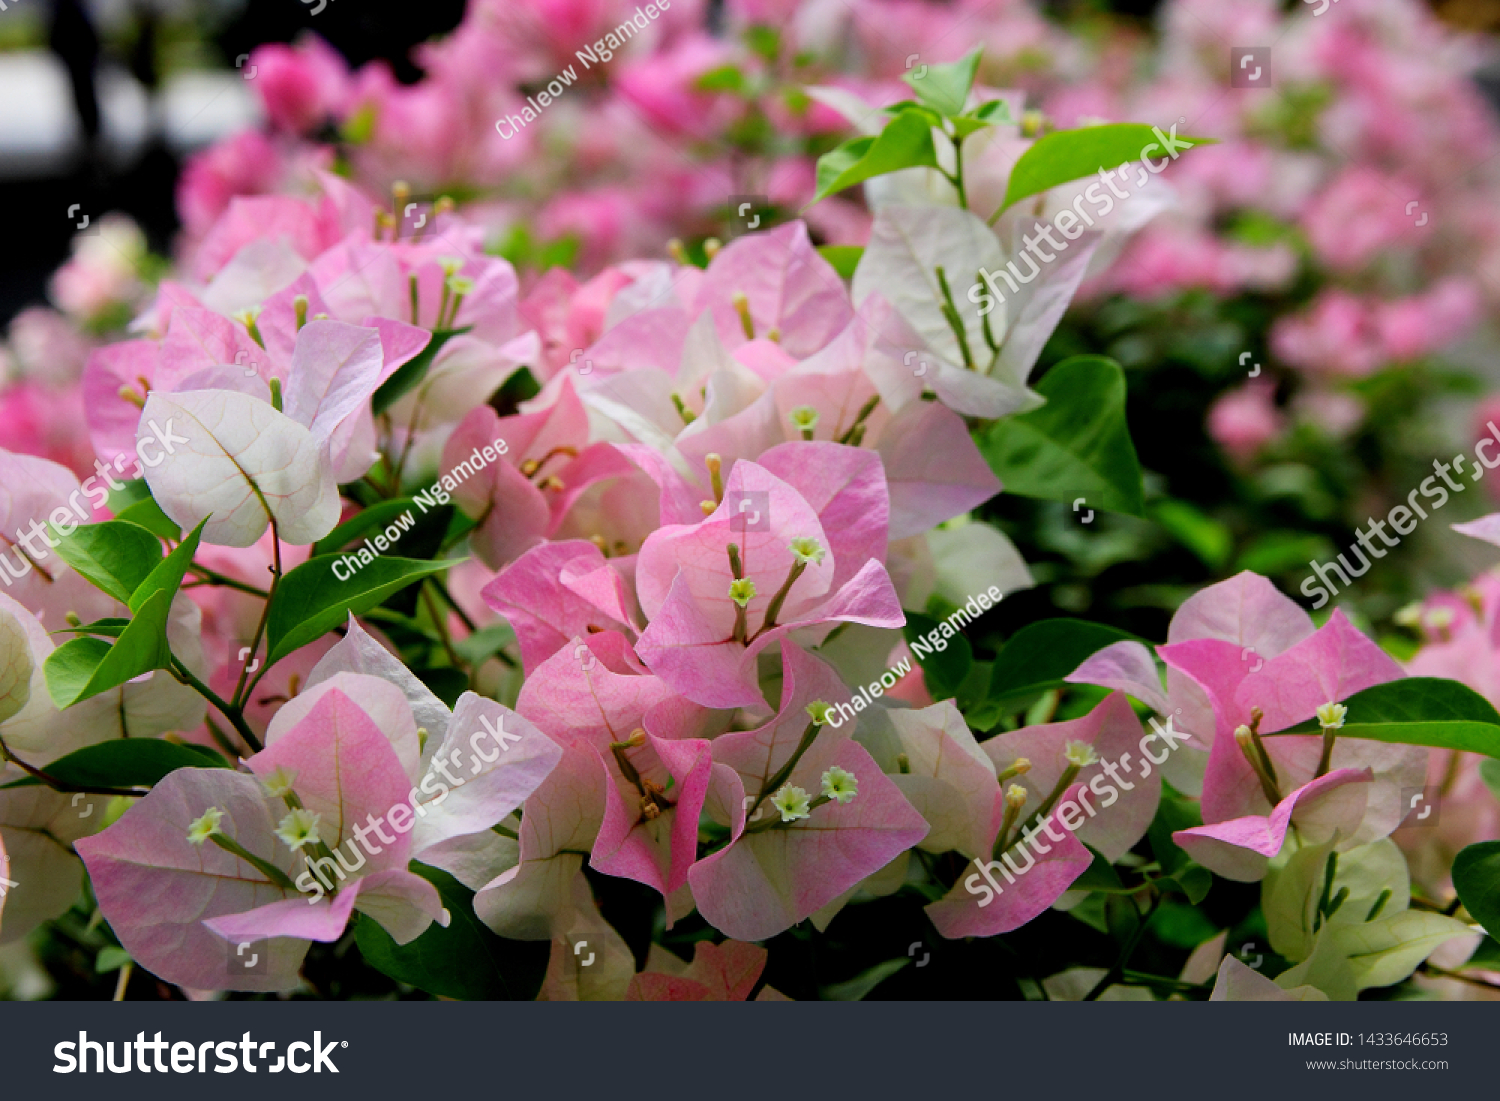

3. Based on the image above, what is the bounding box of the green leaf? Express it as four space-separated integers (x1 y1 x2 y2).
1480 758 1500 803
1071 846 1127 893
978 355 1145 517
1452 842 1500 940
51 617 130 639
987 617 1140 708
95 947 132 973
903 47 982 118
1234 530 1336 577
903 612 972 700
43 588 175 709
817 245 864 281
1147 790 1202 877
312 498 428 557
453 621 517 666
129 517 206 615
1275 678 1500 759
1300 677 1500 726
112 496 180 541
819 957 910 1000
264 555 457 666
694 64 746 93
998 123 1213 214
51 521 163 604
11 738 228 791
105 478 152 513
1158 865 1212 906
1150 499 1231 570
355 863 549 999
812 110 939 204
370 328 467 416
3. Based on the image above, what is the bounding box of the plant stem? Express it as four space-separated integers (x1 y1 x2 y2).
430 576 478 633
232 525 282 711
186 567 269 598
1084 895 1160 1001
745 720 821 821
171 660 262 754
422 583 465 671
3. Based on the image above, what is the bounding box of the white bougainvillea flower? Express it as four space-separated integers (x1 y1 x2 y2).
139 388 340 547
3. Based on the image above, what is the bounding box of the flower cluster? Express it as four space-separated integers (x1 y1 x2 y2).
0 0 1494 1004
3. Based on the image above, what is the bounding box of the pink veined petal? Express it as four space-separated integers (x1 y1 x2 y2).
1066 640 1170 714
924 828 1092 938
1173 767 1373 881
204 886 362 944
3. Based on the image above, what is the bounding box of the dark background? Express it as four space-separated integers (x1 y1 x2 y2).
1 0 466 327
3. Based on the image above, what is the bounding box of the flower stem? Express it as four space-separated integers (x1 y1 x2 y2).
208 833 298 892
745 720 821 821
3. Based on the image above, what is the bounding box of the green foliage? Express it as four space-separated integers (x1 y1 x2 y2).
979 356 1146 517
2 739 227 791
997 123 1212 215
986 617 1140 708
813 110 939 204
355 864 550 1000
264 555 457 665
902 47 982 118
903 612 973 700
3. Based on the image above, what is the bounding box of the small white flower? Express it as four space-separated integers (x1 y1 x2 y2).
1063 740 1098 768
186 807 223 845
788 537 825 565
1316 702 1348 731
820 766 858 804
771 784 812 822
274 808 323 851
259 766 298 799
789 406 820 432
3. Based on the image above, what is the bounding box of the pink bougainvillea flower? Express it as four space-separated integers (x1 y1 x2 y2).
1159 597 1422 851
855 700 1003 862
635 450 904 708
75 766 315 991
1173 767 1374 882
627 939 787 1001
78 618 562 991
443 379 635 569
924 692 1157 939
482 539 638 673
506 630 724 904
688 645 928 941
137 305 428 547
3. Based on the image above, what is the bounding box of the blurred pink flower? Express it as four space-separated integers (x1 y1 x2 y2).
1207 378 1283 461
176 130 286 238
1373 278 1481 361
1271 290 1385 376
7 307 93 385
249 36 353 136
1301 167 1416 273
615 35 745 142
